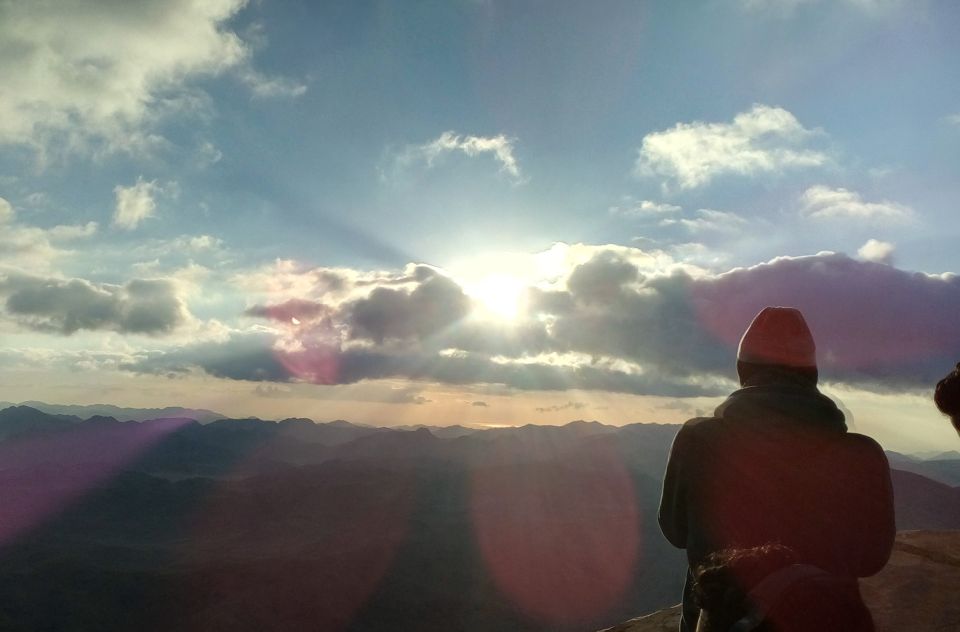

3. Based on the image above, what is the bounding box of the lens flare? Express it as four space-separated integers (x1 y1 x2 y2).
182 463 415 632
0 417 191 548
470 437 641 626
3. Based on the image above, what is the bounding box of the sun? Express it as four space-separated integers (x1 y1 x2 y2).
466 274 527 322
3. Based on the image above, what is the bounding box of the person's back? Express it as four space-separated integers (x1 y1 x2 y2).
658 307 895 631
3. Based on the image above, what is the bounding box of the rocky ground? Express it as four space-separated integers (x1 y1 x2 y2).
599 530 960 632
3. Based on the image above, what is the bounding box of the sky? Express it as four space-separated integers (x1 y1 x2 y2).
1 0 959 452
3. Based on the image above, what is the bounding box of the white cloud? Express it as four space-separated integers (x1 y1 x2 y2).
661 208 747 233
113 178 161 230
609 199 682 217
392 131 524 182
857 239 895 264
741 0 903 13
0 197 13 223
47 222 99 240
237 68 308 99
0 198 98 270
195 141 224 167
945 113 960 128
0 0 304 156
636 105 827 189
800 185 912 221
668 242 730 268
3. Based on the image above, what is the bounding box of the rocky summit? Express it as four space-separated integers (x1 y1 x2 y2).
599 530 960 632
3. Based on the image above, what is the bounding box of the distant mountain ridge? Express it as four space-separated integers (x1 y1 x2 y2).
885 450 960 487
0 403 958 631
0 401 227 423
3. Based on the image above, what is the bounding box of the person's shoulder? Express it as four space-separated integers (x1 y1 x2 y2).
681 416 720 431
673 416 721 443
842 432 886 453
831 432 890 466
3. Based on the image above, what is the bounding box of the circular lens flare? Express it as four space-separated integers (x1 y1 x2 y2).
470 438 641 626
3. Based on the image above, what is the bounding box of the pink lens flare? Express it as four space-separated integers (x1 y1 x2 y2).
269 312 345 385
181 463 416 631
276 343 342 384
470 437 641 626
0 417 192 548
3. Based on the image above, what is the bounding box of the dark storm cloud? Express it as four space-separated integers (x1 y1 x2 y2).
0 273 188 335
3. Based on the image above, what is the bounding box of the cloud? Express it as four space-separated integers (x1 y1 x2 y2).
800 185 912 221
636 105 827 189
113 178 161 230
0 0 303 156
741 0 903 13
346 273 472 343
195 141 224 167
0 198 98 270
128 332 723 397
689 253 960 388
0 273 190 335
566 251 641 304
857 239 895 264
254 384 292 398
945 113 960 128
245 299 331 324
47 222 99 240
0 197 13 223
124 248 960 395
130 331 288 380
661 209 748 233
535 401 586 413
237 68 308 99
390 131 524 182
609 199 682 217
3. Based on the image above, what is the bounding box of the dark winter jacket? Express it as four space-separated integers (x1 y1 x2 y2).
658 382 895 631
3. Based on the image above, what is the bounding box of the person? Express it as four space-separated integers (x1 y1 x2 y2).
934 362 960 436
659 306 895 632
692 544 873 631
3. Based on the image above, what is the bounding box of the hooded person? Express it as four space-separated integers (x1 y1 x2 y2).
658 307 895 632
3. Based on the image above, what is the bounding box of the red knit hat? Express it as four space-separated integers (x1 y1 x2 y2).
737 307 817 368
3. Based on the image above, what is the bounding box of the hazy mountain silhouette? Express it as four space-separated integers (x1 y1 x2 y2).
890 469 960 530
0 404 957 631
886 450 960 487
4 400 226 423
0 405 81 440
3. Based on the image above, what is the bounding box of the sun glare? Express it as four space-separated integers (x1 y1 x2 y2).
467 274 527 322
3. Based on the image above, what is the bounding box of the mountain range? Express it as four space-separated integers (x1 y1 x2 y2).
0 403 957 631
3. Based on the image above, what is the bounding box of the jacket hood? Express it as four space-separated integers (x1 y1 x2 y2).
714 384 846 432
